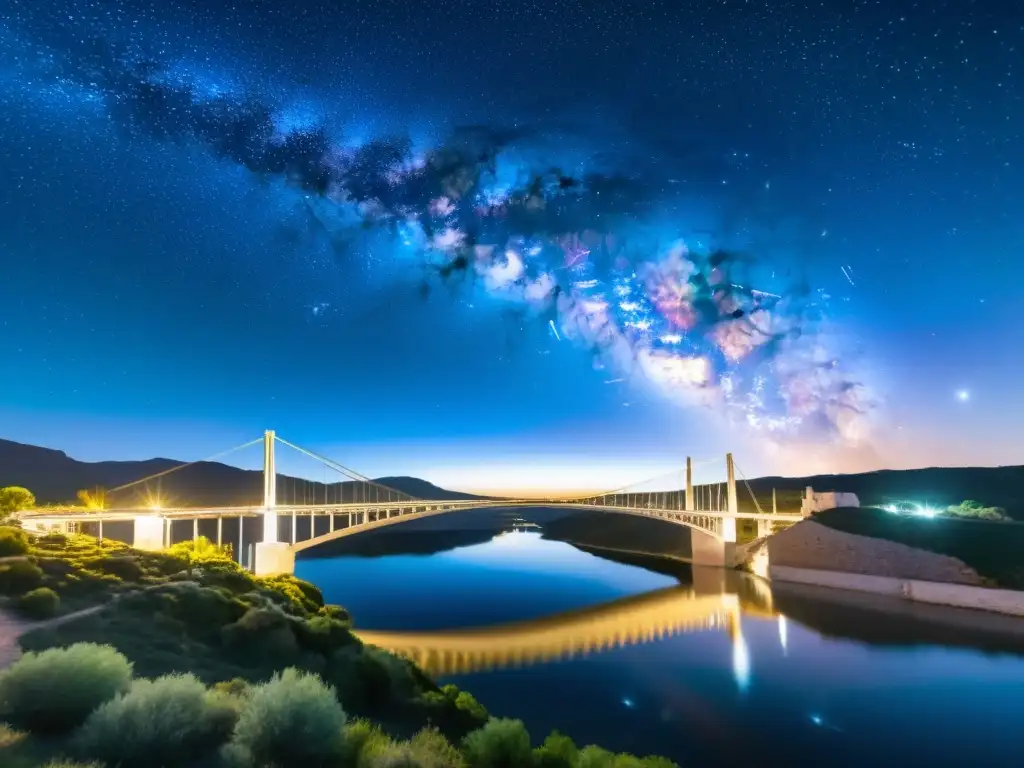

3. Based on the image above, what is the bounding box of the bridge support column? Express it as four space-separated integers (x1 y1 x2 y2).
254 541 295 577
254 428 295 576
133 516 165 551
756 518 772 539
690 534 737 568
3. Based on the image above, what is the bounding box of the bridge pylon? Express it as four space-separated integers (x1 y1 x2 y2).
685 456 694 511
255 429 294 576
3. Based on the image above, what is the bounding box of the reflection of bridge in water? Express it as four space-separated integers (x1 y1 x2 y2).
356 573 779 679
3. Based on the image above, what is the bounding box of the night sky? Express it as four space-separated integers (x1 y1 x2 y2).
1 0 1020 494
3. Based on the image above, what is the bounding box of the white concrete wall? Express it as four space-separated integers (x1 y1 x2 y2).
770 564 1024 617
800 488 860 516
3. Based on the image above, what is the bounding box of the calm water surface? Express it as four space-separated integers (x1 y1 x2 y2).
297 530 1024 767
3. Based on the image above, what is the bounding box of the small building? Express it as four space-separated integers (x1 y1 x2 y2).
800 486 860 517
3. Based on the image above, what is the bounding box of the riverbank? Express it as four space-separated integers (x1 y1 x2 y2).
0 527 679 767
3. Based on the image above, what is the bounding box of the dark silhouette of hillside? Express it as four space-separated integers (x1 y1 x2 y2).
0 438 484 507
745 466 1024 519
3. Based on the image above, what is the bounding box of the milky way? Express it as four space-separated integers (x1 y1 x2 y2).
4 17 878 448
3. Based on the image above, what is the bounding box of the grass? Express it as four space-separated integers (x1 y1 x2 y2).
0 527 681 767
812 507 1024 589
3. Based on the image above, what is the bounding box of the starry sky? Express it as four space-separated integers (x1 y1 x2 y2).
1 0 1021 494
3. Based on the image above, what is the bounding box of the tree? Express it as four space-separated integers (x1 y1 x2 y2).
0 486 35 514
77 487 109 510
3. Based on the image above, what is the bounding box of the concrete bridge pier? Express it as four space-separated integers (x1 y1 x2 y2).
689 452 740 567
133 516 166 551
253 429 297 577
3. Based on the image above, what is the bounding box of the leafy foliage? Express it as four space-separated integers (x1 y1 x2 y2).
0 560 43 594
230 668 346 767
945 500 1010 522
0 487 35 514
18 587 60 619
461 718 533 768
74 673 239 767
534 731 579 768
0 525 30 556
0 644 132 734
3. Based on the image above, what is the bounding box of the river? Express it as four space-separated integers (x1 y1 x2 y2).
296 524 1024 767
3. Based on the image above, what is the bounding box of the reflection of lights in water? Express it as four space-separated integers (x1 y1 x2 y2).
809 713 843 732
622 697 636 709
731 632 750 691
778 615 788 654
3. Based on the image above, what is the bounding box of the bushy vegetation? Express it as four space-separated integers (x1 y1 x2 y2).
231 668 345 766
0 487 35 515
0 643 133 734
18 587 60 619
944 500 1010 522
1 532 681 766
0 525 30 557
0 642 679 768
74 673 238 767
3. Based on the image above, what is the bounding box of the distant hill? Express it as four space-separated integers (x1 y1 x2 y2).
0 438 484 507
744 466 1024 519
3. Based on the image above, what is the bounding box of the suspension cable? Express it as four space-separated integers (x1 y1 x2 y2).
273 436 416 501
105 437 264 495
734 463 766 515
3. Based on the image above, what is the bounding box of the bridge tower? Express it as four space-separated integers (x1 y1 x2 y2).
254 429 294 576
685 456 694 511
263 430 277 542
689 453 738 568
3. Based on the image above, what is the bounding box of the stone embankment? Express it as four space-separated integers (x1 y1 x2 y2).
766 520 983 585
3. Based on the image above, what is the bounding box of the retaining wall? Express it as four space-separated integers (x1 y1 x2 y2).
770 564 1024 617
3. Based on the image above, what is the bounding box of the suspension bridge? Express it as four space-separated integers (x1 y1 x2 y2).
17 430 806 576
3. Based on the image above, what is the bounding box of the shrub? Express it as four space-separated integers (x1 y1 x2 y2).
214 678 251 699
453 691 488 721
222 606 299 657
0 525 30 556
35 531 69 549
0 643 133 733
230 668 346 766
534 731 578 768
19 586 60 619
320 603 352 624
342 718 393 764
168 536 234 565
94 555 144 581
0 559 43 594
74 673 238 767
409 726 465 767
154 582 248 630
462 719 533 768
574 747 677 768
297 615 355 654
41 762 103 768
0 486 35 514
257 575 325 616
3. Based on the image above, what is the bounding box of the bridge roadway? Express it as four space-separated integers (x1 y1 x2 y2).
19 499 804 573
355 581 777 676
21 499 803 536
